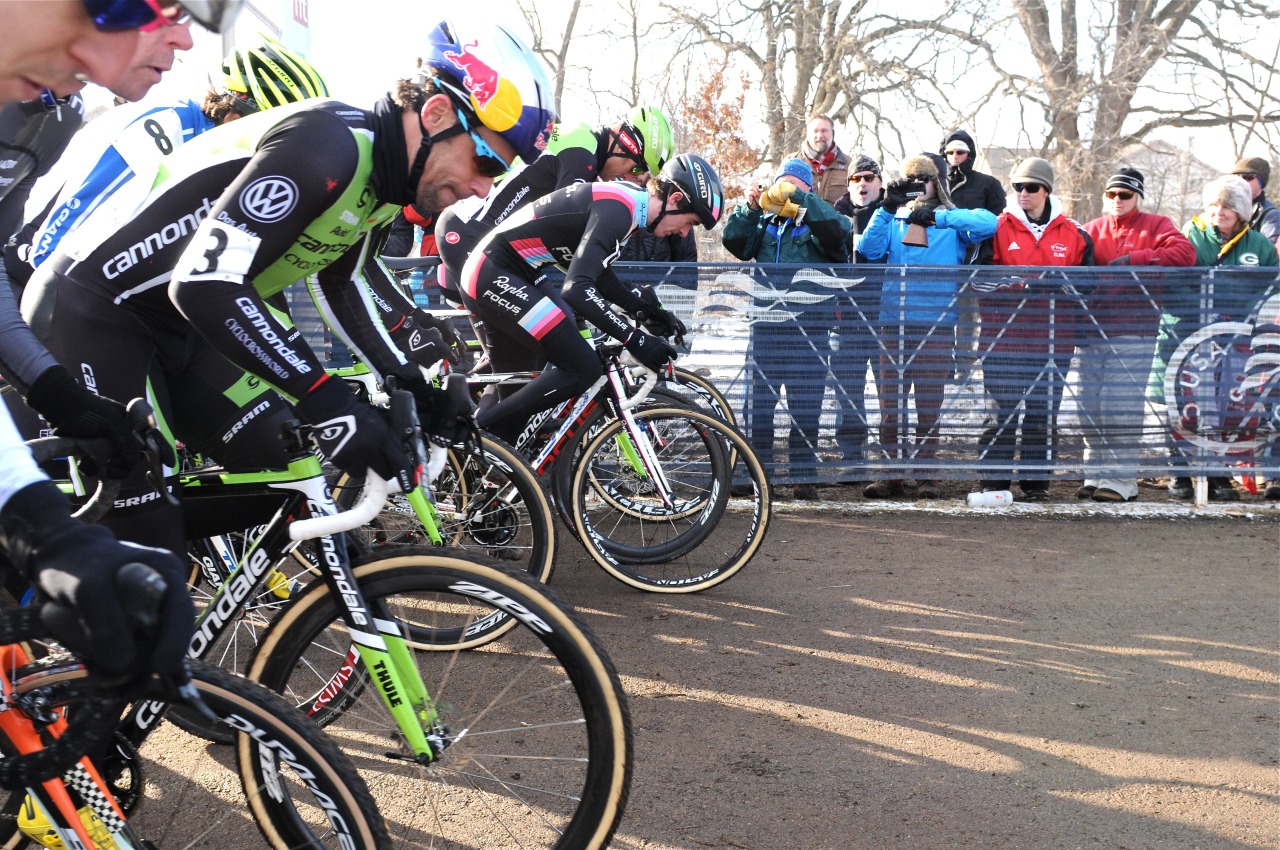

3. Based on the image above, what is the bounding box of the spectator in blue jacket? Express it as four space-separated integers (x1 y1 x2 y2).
857 153 998 498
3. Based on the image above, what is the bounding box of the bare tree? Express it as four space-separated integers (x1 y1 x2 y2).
659 0 982 162
948 0 1280 219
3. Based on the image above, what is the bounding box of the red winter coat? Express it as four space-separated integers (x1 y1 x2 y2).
1083 208 1196 338
980 201 1093 354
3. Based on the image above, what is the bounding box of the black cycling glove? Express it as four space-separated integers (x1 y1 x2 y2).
0 480 194 682
387 367 476 448
295 376 417 492
629 284 687 342
624 329 678 372
25 364 142 478
388 312 449 370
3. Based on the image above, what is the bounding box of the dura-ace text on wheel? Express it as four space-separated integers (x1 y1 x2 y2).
246 549 633 850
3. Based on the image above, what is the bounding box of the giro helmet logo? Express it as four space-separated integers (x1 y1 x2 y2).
240 176 298 223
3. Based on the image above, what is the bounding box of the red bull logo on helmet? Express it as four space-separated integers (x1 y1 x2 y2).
444 40 521 133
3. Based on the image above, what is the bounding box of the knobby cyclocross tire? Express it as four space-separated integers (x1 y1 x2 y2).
570 406 771 592
246 548 633 850
0 660 389 850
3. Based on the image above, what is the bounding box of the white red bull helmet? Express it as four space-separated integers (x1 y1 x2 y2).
421 19 558 163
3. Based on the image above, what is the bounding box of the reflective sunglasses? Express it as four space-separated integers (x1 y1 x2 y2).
455 110 510 178
849 173 879 183
1012 182 1045 194
82 0 178 32
1104 190 1135 200
1235 172 1259 181
945 149 969 157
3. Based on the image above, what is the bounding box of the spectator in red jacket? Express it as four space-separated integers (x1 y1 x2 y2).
1077 167 1196 502
977 157 1094 500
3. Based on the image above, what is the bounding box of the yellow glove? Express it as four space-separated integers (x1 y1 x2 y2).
760 181 801 218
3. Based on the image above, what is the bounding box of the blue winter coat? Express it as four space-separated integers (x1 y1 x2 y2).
858 205 997 326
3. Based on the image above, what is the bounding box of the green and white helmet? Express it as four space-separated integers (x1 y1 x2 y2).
613 106 674 177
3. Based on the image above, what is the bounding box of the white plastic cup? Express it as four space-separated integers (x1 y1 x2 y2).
965 490 1013 507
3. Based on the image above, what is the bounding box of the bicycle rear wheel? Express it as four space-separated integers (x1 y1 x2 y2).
247 549 632 850
571 406 771 592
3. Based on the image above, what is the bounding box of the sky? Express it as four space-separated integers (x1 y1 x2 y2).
75 0 1261 176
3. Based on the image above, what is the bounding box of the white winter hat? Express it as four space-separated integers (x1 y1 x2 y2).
1203 174 1254 221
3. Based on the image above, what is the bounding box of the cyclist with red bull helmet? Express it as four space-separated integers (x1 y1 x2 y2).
433 105 675 317
14 18 557 556
458 153 722 444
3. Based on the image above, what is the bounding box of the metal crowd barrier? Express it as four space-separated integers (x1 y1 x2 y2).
287 262 1280 489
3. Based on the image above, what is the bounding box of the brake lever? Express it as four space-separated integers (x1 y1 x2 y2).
125 399 179 506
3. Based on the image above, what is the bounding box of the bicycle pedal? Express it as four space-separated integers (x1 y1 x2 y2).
265 568 299 600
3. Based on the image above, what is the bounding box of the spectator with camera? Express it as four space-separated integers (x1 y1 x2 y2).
977 157 1094 500
1077 167 1196 503
856 153 998 499
791 114 851 207
723 158 851 499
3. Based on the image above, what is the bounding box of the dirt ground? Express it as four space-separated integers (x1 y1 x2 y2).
553 504 1280 850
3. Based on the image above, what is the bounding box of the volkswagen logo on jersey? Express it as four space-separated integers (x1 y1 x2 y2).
240 176 299 223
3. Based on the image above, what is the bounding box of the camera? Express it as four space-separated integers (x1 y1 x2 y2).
902 180 927 199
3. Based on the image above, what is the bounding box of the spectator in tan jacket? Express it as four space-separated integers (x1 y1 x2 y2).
791 114 850 206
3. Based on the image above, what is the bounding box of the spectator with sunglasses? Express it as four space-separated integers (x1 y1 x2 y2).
977 157 1094 501
1232 157 1280 249
830 155 885 471
1076 166 1195 502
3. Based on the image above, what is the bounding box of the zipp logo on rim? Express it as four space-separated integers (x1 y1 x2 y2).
240 176 298 223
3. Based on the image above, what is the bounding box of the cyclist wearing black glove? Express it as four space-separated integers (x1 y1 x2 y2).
9 21 555 555
458 154 723 445
629 283 687 342
0 410 193 683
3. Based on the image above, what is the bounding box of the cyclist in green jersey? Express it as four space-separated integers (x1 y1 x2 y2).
18 18 557 555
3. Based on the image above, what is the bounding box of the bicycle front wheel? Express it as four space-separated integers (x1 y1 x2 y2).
247 549 632 850
0 660 389 850
571 406 772 592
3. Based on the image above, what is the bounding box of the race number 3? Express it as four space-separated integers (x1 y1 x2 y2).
175 221 259 283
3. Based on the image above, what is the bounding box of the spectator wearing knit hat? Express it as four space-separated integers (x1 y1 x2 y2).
977 157 1095 501
791 114 851 207
723 156 852 499
1077 166 1195 503
857 153 998 499
1233 156 1280 248
1159 174 1280 501
828 154 884 470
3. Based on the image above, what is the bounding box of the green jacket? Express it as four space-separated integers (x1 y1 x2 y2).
1172 218 1279 321
721 190 851 265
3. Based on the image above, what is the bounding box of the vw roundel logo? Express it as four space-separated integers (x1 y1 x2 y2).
239 176 299 223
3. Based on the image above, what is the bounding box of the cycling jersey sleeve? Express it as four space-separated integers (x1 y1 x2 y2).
169 111 364 401
309 234 412 381
0 256 59 395
560 195 645 343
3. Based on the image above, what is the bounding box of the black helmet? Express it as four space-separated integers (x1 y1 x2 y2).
658 154 723 229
